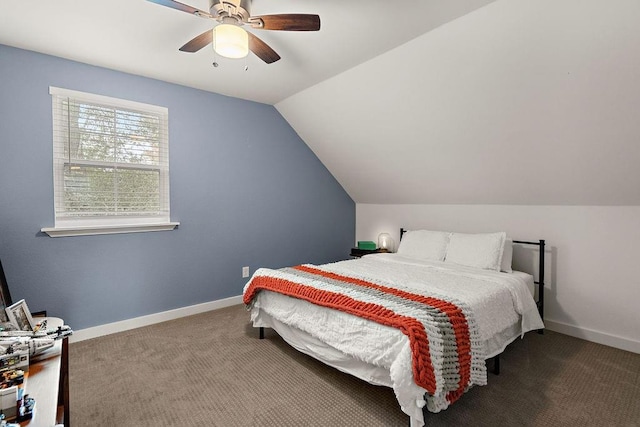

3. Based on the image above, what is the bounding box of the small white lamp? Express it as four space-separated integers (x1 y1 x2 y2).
377 233 395 252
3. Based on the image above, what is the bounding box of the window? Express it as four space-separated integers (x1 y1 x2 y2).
42 87 178 237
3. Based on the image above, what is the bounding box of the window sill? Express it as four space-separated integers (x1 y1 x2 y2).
40 222 180 238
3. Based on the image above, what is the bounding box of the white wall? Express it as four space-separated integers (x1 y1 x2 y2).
357 204 640 353
278 0 640 206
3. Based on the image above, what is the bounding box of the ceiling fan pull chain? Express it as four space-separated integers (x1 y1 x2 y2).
212 35 219 67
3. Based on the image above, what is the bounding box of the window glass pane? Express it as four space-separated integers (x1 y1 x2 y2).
116 169 160 214
63 165 161 216
68 102 117 163
65 101 162 166
115 111 161 166
64 165 116 215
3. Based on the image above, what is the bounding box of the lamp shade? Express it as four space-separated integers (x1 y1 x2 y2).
213 24 249 59
378 233 395 252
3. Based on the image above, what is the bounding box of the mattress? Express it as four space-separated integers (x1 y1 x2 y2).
245 253 543 426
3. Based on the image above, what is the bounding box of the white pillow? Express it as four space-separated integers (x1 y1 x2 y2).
445 232 506 271
397 230 450 261
501 238 513 273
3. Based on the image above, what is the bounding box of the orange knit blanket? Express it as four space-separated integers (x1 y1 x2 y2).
243 265 473 404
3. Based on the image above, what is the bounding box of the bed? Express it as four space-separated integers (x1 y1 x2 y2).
243 229 545 426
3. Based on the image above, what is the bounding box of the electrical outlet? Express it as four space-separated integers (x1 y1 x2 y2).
242 266 250 278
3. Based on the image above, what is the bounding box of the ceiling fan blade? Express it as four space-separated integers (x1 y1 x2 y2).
179 29 212 52
247 32 281 64
249 14 321 31
146 0 212 19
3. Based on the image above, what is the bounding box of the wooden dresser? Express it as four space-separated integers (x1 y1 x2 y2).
20 317 69 427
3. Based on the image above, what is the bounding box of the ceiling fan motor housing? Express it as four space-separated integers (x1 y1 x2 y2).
211 0 251 24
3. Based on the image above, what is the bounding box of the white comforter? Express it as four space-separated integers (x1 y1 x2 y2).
244 253 544 426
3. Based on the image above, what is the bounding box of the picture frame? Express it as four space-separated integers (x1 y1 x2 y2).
6 299 35 332
0 260 13 324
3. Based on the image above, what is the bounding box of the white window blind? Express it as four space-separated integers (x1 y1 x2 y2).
44 87 177 236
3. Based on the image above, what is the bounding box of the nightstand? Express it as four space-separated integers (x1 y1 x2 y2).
350 248 388 258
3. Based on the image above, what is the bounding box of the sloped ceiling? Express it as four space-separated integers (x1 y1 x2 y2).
276 0 640 205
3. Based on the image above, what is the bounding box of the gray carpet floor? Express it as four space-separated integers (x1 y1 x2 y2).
69 304 640 426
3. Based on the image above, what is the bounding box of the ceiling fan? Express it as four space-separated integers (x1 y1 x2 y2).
147 0 321 64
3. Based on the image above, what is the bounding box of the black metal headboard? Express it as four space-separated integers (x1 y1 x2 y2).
512 238 545 322
399 228 545 321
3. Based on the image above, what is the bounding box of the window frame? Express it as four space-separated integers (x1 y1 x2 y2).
41 87 178 237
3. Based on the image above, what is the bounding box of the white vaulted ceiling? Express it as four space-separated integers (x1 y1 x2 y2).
2 0 640 206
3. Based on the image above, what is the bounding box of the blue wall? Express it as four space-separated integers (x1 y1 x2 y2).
0 45 355 330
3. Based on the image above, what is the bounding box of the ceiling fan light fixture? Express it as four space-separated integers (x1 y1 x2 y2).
213 24 249 59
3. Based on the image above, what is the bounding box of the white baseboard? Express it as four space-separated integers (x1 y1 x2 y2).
70 295 243 343
70 301 640 355
545 319 640 354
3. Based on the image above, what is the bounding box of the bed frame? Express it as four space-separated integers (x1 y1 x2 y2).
255 229 547 425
